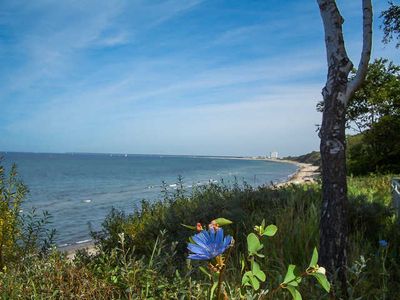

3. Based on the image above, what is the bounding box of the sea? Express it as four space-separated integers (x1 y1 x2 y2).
1 152 298 247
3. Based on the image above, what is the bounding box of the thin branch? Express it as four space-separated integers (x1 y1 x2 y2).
346 0 373 103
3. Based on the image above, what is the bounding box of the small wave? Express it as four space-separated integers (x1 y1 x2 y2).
169 184 177 188
75 239 92 244
82 199 92 203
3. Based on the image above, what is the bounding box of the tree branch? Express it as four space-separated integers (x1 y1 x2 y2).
346 0 373 103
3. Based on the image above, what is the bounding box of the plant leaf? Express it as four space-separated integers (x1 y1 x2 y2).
249 274 260 291
286 285 302 300
263 224 278 237
210 281 218 300
251 261 266 282
181 224 197 230
309 247 318 267
199 266 211 279
283 265 301 286
242 271 252 285
312 273 331 292
214 218 233 226
247 233 263 256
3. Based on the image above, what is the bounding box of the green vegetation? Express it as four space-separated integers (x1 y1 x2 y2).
346 59 400 175
315 59 400 175
0 162 398 299
284 151 321 167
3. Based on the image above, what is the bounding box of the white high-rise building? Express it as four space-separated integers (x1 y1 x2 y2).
270 151 279 159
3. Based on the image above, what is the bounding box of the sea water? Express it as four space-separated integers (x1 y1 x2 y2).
1 152 297 246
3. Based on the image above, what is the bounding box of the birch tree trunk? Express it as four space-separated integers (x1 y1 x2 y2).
317 0 372 290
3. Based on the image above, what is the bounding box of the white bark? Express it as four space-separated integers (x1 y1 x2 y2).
346 0 373 101
317 0 373 106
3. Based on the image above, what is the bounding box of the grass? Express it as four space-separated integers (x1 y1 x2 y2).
1 172 399 299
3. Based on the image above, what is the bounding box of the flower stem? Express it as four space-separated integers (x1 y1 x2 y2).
216 245 233 300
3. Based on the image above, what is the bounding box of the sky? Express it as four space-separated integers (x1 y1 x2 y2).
0 0 398 157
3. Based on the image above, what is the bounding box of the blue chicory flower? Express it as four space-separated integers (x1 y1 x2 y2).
379 239 388 248
187 228 233 260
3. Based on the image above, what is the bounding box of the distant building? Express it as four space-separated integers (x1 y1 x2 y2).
269 151 279 159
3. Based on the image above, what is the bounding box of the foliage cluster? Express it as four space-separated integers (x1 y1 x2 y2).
316 58 400 175
0 166 399 299
381 1 400 48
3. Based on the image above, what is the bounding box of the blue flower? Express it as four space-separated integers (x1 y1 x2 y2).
379 240 388 248
187 228 233 260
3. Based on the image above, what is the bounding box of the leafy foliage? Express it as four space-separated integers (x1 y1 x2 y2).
347 115 400 175
0 162 27 268
381 1 400 48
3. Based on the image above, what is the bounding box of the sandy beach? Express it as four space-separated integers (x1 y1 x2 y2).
276 161 320 186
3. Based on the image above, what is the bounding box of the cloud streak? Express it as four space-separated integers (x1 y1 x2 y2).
0 0 398 156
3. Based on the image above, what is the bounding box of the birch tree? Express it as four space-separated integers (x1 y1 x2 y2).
316 0 373 287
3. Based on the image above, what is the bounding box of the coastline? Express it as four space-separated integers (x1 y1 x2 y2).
62 158 320 259
276 161 319 186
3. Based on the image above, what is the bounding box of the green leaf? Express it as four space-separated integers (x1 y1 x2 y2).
251 261 266 282
240 257 245 273
181 223 197 230
199 266 211 279
286 285 302 300
214 218 233 226
242 271 252 285
242 271 260 291
312 273 331 293
250 274 260 291
209 281 218 300
263 224 278 237
283 265 301 286
309 247 318 267
247 233 263 256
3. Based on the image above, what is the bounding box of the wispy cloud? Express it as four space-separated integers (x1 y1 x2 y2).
0 0 398 155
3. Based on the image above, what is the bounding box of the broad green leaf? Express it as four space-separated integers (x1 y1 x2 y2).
242 271 260 291
286 285 302 300
242 271 252 285
263 224 278 237
181 224 197 230
214 218 233 226
312 273 331 292
309 247 318 267
251 261 266 282
247 233 263 256
249 273 260 291
283 265 301 286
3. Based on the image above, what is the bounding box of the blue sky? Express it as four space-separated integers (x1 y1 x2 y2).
0 0 398 156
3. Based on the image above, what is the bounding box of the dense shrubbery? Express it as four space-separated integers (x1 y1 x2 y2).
0 163 399 299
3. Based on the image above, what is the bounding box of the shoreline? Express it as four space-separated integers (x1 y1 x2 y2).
276 161 319 186
61 159 320 259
